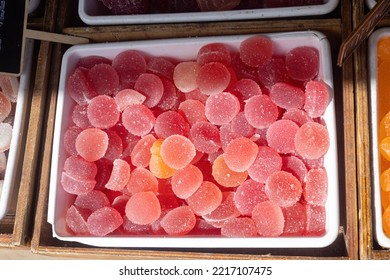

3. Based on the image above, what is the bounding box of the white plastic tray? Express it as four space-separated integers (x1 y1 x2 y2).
48 31 339 248
0 40 34 220
78 0 339 26
368 27 390 249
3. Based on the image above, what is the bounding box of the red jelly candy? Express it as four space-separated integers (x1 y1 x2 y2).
75 128 109 162
282 108 313 126
266 120 299 154
294 122 330 160
286 46 319 82
197 42 231 66
63 155 97 181
205 91 240 125
257 56 290 89
244 95 279 129
269 82 305 110
282 202 306 236
61 172 96 195
305 204 326 236
196 62 231 95
212 155 248 188
112 50 146 88
74 190 110 212
178 99 207 126
224 137 258 172
173 61 200 93
88 63 120 96
76 55 111 69
87 95 120 129
252 200 284 237
303 167 328 206
190 121 221 154
219 123 239 151
67 67 97 105
230 78 262 101
186 181 223 216
105 159 131 191
160 134 196 170
240 36 273 67
72 104 92 129
234 179 268 216
87 206 123 236
103 130 123 161
282 155 308 183
248 146 282 183
154 111 190 139
130 134 156 167
171 164 203 199
64 126 83 156
122 104 156 136
125 191 161 225
146 57 175 80
99 0 149 14
157 78 179 111
122 216 151 235
114 89 146 111
230 112 255 138
203 192 240 222
303 80 329 118
221 217 257 237
0 75 19 102
126 166 158 194
265 170 302 207
134 73 164 108
160 206 196 235
65 205 89 235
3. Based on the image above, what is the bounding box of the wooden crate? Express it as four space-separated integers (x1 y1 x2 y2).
30 0 359 259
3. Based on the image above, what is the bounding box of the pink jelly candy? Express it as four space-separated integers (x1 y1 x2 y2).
88 63 120 96
230 112 255 138
286 46 319 81
231 78 262 101
87 206 123 236
173 61 200 93
196 62 231 95
282 202 306 236
75 128 109 162
74 190 110 212
252 200 284 237
122 104 156 136
63 155 97 180
303 167 328 206
103 130 123 161
234 179 268 216
67 67 97 105
239 36 273 67
87 95 120 129
186 181 223 216
65 205 89 235
305 204 326 236
0 75 19 103
257 56 290 89
303 80 329 118
160 206 197 235
146 57 175 80
224 137 258 172
190 121 221 154
125 191 161 225
61 172 96 195
105 159 131 191
244 95 279 129
212 154 248 188
282 155 308 183
197 42 231 66
76 55 111 69
154 111 190 139
64 126 82 156
205 91 240 125
130 134 156 167
178 99 207 126
157 78 179 111
282 108 313 126
294 121 330 160
72 104 92 129
265 170 302 207
0 123 12 153
171 164 203 199
126 166 158 194
266 119 299 154
203 192 240 222
269 82 305 110
112 50 146 88
134 73 164 108
114 89 146 111
221 217 257 237
0 91 11 122
248 146 282 183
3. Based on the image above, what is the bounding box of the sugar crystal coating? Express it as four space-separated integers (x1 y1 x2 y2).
134 73 164 108
87 206 123 236
105 159 131 191
114 89 146 111
281 155 308 183
294 121 329 160
126 166 158 194
125 191 161 225
146 57 175 80
282 202 306 236
203 192 240 222
65 205 89 235
303 167 328 206
230 78 262 101
212 154 248 188
61 172 96 195
157 78 179 110
112 50 146 88
190 121 221 154
197 62 231 95
178 99 207 125
154 111 190 139
131 134 156 167
64 126 82 156
304 80 329 118
88 63 120 96
74 190 110 212
160 206 196 235
248 146 282 183
63 155 97 181
122 104 155 137
269 82 305 110
197 42 231 66
266 119 299 154
305 204 326 236
234 179 268 216
72 104 92 129
205 91 240 125
87 95 120 129
75 128 109 162
265 170 302 207
224 137 258 172
240 36 273 68
252 200 284 237
186 181 222 216
244 95 279 129
173 61 200 93
230 112 255 138
286 46 319 82
67 67 97 105
221 217 257 237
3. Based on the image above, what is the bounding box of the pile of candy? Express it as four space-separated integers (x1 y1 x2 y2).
0 75 19 197
97 0 325 15
61 35 331 238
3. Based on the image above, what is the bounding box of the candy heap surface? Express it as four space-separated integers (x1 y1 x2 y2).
62 35 331 238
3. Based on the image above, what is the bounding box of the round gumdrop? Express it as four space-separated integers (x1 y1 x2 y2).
67 67 97 105
269 82 305 110
0 123 12 152
146 56 175 80
244 94 279 129
131 134 156 167
160 135 196 169
221 217 257 237
282 108 313 126
61 172 96 195
379 111 390 140
75 128 109 162
224 137 258 172
63 155 97 180
286 46 319 82
87 206 123 236
212 154 248 188
186 181 223 216
160 206 196 235
282 155 308 183
74 190 110 212
219 123 239 151
303 167 328 206
149 139 176 179
122 216 151 235
248 146 282 183
266 119 299 154
122 104 155 136
234 179 268 216
304 80 330 118
185 88 208 103
173 61 200 93
257 56 290 89
72 104 92 129
125 191 161 225
190 121 221 154
265 170 302 207
197 42 231 66
105 159 131 191
64 126 82 156
171 164 203 199
381 168 390 192
380 137 390 161
230 78 262 101
0 75 18 102
252 200 284 237
294 122 330 160
230 112 255 138
87 95 120 129
65 205 89 235
88 63 120 96
134 73 164 108
196 62 231 95
114 89 146 111
126 166 158 194
305 204 326 236
94 158 113 190
154 111 190 139
178 99 207 126
76 55 111 69
0 91 11 122
203 192 240 222
205 91 240 125
239 36 273 67
157 78 179 110
282 202 306 236
112 50 146 88
103 130 123 161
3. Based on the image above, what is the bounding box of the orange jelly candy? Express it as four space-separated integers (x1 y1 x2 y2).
379 137 390 161
149 139 176 179
383 205 390 237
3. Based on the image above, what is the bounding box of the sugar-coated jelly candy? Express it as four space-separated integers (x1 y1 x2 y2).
234 179 268 216
111 194 130 216
157 78 179 111
112 50 146 88
171 164 203 199
304 80 329 118
381 168 390 192
173 61 200 93
147 57 175 80
266 120 299 154
382 190 390 211
305 204 326 236
87 206 123 236
87 95 120 129
149 139 176 179
63 155 97 181
75 128 109 162
303 168 327 206
248 146 282 183
252 200 284 237
72 104 91 129
76 55 111 69
221 217 257 237
94 159 113 191
224 137 258 172
294 121 329 160
190 121 221 154
203 192 240 222
64 126 82 156
0 123 12 153
379 111 390 140
380 137 390 161
196 0 241 11
286 46 319 82
105 159 131 191
154 111 190 139
98 0 149 15
74 190 110 212
265 170 302 208
125 191 161 225
61 172 96 195
231 52 259 82
282 155 308 183
219 123 239 151
0 92 11 122
197 62 231 95
205 91 240 125
122 104 155 137
186 181 222 216
178 99 207 126
240 36 273 68
282 202 306 236
160 206 196 235
257 56 290 89
197 42 231 66
212 155 248 188
231 78 262 101
282 108 313 127
122 216 151 234
244 95 279 129
114 89 146 111
269 82 305 110
65 205 89 235
88 63 119 96
131 134 156 167
134 73 164 108
383 205 390 237
126 166 158 194
103 130 123 161
0 75 19 102
230 112 255 138
67 67 97 105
